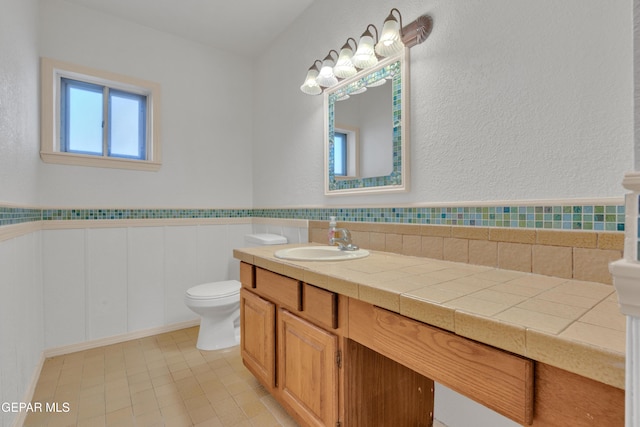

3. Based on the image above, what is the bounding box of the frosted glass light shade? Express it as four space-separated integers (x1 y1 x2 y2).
334 47 357 79
375 17 404 57
316 57 338 87
300 67 321 95
367 78 386 88
352 34 378 69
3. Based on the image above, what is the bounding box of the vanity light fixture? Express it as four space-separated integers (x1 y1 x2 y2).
352 24 379 70
375 8 404 57
300 60 323 95
300 9 433 95
333 38 358 79
316 50 340 87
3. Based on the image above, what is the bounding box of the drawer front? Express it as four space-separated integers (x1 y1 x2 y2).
349 299 534 425
256 268 301 311
303 284 338 329
240 262 255 288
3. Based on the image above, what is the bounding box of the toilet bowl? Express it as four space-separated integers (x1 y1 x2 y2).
184 233 288 351
184 280 241 351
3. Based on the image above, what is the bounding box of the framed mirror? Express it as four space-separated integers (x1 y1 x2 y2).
324 48 409 195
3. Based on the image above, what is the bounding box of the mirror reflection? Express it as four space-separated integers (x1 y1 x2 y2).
334 81 392 178
325 50 409 195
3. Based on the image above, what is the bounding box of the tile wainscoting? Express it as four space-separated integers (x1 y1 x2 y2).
310 221 623 285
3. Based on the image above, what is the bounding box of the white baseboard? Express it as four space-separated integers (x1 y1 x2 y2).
43 319 201 358
13 320 200 427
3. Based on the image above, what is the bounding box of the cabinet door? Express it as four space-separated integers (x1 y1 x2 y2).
278 309 338 427
240 288 276 389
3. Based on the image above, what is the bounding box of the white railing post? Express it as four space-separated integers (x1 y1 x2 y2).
610 173 640 427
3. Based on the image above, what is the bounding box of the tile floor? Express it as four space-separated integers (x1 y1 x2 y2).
25 327 299 427
25 326 447 427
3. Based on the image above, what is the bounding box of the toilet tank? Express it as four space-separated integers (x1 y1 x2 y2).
244 233 288 247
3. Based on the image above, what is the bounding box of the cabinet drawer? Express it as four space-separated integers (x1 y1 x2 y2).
256 268 301 311
303 284 338 329
240 262 254 289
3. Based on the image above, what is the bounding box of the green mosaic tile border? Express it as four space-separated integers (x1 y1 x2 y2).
0 204 626 232
252 204 625 231
41 209 252 221
0 207 42 227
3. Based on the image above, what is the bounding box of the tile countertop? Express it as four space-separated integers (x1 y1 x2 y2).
233 244 626 390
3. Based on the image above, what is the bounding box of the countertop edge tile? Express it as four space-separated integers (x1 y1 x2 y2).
454 311 527 356
526 329 625 389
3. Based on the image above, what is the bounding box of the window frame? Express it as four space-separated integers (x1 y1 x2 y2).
40 57 162 171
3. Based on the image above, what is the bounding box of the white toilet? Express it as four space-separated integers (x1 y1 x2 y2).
184 233 288 350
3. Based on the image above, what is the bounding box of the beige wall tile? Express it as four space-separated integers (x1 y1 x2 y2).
452 226 489 241
489 228 536 244
421 236 444 259
468 240 497 267
598 232 624 250
536 230 597 248
369 232 386 251
341 222 374 232
497 242 532 272
309 227 326 244
385 233 403 253
351 231 370 249
573 248 622 284
443 238 469 263
532 245 572 279
395 224 422 235
366 223 397 234
420 225 451 237
402 234 422 256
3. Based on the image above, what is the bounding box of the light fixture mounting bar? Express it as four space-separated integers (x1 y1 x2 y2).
401 15 433 48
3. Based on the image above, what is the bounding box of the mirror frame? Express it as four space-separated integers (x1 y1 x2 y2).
324 48 410 195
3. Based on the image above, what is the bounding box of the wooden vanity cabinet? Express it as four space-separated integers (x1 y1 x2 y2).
239 289 276 389
278 309 339 427
239 264 340 427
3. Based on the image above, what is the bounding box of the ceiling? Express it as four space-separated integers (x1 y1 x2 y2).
64 0 315 57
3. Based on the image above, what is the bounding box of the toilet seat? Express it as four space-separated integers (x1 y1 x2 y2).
186 280 241 300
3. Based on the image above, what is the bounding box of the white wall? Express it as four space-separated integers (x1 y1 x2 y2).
37 0 255 208
40 221 307 350
0 0 40 205
252 0 633 207
0 1 44 426
41 223 249 348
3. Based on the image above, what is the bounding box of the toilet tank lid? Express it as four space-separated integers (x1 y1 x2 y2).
245 233 288 245
186 280 241 298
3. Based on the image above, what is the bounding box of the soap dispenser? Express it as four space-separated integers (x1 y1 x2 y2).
328 216 337 244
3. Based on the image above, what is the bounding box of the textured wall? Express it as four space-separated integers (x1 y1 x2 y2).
37 0 255 208
252 0 633 207
0 0 40 206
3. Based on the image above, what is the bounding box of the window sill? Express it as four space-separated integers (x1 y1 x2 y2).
40 151 161 172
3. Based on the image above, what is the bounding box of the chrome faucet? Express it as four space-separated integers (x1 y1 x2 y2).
329 228 359 251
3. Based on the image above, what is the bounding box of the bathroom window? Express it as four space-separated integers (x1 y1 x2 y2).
333 125 359 178
333 132 348 176
40 57 162 171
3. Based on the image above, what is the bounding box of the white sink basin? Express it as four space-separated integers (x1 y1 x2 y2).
274 246 369 261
